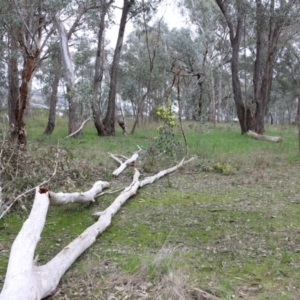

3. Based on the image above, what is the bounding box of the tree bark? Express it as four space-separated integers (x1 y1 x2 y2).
93 0 112 136
215 0 246 134
55 16 82 137
7 34 19 129
251 0 265 133
101 0 135 136
11 50 39 148
44 51 62 135
217 0 294 134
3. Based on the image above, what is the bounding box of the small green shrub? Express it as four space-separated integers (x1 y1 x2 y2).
213 162 235 175
145 105 184 158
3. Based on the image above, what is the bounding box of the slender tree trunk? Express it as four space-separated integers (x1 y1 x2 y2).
131 11 156 134
101 0 134 136
131 91 149 134
193 49 207 121
258 3 281 133
208 63 216 125
93 1 111 135
231 24 247 133
11 50 39 148
250 0 290 134
215 0 246 133
44 52 61 135
8 35 19 129
193 73 203 121
55 16 82 137
217 52 223 123
250 0 265 133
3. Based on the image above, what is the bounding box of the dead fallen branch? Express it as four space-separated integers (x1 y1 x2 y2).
246 130 282 143
109 146 141 176
49 180 110 205
0 157 195 299
64 118 90 139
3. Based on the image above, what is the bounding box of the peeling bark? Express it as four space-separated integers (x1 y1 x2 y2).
11 49 39 148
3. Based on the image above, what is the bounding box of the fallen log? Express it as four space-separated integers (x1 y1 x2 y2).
49 180 110 205
246 130 282 143
109 146 141 176
0 157 195 299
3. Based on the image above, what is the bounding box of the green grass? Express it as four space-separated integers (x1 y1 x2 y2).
1 115 300 299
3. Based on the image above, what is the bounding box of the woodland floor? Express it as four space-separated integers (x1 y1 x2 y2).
0 120 300 300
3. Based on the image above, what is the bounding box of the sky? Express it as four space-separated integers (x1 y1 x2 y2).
106 0 187 47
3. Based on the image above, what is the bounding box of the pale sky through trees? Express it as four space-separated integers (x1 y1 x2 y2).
107 0 186 47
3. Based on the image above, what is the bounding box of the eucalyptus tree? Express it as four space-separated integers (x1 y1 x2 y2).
3 0 59 147
166 27 206 120
0 26 8 111
96 0 135 136
95 0 162 136
89 0 114 136
215 0 299 134
118 18 169 133
54 1 102 137
276 39 300 146
180 0 232 123
43 45 62 135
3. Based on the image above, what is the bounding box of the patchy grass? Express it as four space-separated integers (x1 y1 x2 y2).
0 117 300 299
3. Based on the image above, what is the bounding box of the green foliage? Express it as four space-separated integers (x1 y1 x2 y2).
213 162 235 175
145 106 184 158
155 105 176 127
148 125 184 158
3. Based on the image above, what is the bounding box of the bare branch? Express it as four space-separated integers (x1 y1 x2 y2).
109 147 141 176
64 118 90 139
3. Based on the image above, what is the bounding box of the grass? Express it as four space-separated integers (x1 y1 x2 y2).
0 113 300 299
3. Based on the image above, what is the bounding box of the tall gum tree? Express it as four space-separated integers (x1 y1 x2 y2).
97 0 161 136
6 0 55 148
100 0 135 136
45 1 100 135
215 0 246 133
251 0 298 134
215 0 299 134
92 0 114 136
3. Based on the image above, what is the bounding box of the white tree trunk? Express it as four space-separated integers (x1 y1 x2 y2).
0 158 194 299
54 15 82 135
246 130 282 142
